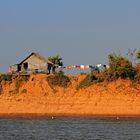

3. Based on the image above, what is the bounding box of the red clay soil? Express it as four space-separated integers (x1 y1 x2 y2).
0 74 140 117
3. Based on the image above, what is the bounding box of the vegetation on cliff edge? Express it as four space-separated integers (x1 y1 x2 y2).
77 51 140 90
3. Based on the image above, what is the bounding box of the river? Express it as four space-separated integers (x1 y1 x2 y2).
0 117 140 140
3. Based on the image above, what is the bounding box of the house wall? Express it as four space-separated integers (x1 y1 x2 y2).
21 55 47 72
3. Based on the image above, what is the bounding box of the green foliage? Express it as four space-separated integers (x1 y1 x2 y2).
94 70 108 82
136 51 140 59
48 54 63 73
77 52 138 89
76 67 106 90
132 73 140 84
108 53 130 68
107 53 137 80
48 55 62 65
47 71 70 87
0 74 12 82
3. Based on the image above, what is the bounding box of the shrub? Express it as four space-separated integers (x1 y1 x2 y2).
95 70 109 82
77 53 139 89
0 74 12 82
47 71 70 87
107 53 137 80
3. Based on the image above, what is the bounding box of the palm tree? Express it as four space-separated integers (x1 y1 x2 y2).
47 55 63 73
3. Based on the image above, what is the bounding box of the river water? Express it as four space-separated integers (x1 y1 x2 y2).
0 117 140 140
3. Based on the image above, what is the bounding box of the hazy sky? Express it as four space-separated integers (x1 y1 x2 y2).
0 0 140 73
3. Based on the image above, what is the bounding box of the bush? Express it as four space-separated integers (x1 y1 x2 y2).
77 53 139 89
0 74 12 82
47 71 70 87
107 53 137 80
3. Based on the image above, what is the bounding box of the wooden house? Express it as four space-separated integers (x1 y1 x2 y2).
9 52 48 74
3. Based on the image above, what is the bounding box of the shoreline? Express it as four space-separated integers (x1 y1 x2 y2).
0 113 140 118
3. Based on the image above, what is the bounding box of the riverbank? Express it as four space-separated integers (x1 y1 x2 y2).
0 74 140 117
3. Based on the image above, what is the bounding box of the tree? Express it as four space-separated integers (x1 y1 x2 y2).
47 55 63 73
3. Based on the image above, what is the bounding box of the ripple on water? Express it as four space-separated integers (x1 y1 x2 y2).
0 117 140 140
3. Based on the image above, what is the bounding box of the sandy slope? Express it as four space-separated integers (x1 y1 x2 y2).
0 74 140 117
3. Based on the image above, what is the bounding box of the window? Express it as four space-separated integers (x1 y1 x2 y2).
23 63 28 70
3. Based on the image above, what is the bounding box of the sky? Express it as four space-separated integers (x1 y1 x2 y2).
0 0 140 73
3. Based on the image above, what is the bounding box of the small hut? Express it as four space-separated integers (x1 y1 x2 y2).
9 52 48 74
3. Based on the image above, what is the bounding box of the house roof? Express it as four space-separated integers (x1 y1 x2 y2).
19 52 48 64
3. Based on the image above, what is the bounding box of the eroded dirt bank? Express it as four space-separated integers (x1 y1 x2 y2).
0 74 140 117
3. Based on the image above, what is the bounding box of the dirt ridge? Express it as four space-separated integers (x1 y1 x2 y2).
0 74 140 117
